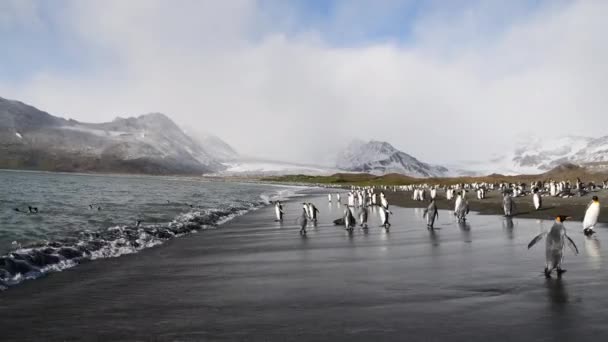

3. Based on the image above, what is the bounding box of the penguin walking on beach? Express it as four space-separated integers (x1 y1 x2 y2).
336 193 341 203
328 194 332 203
274 201 284 222
378 205 392 230
309 203 319 222
303 203 312 219
528 215 579 278
532 188 542 211
583 196 600 236
503 192 515 217
423 199 439 229
344 205 356 232
380 193 389 209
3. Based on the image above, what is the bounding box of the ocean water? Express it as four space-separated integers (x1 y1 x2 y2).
0 170 302 289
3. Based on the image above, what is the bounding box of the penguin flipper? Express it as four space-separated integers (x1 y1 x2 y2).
527 232 547 249
422 209 428 218
565 235 579 255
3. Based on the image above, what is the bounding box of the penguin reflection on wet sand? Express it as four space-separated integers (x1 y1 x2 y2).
298 208 308 235
528 215 579 278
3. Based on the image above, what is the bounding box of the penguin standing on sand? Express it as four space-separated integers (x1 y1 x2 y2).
336 193 341 203
583 196 600 236
423 199 439 229
274 201 284 222
328 194 332 203
532 188 542 211
528 215 579 278
454 192 469 223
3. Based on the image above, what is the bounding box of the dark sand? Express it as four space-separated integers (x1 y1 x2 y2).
386 188 608 223
1 194 608 341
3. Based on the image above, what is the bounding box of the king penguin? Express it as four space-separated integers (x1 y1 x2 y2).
502 192 514 217
378 205 392 229
583 196 600 236
359 205 369 229
532 188 542 211
344 204 356 232
274 201 284 222
528 215 578 278
423 199 439 229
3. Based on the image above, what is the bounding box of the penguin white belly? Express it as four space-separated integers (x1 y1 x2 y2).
275 206 281 220
454 196 462 213
533 194 541 210
583 204 600 229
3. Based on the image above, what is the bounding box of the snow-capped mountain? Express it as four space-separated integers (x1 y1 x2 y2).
336 140 449 177
511 135 593 171
452 135 608 176
0 96 232 175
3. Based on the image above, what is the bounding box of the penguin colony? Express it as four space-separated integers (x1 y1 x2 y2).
273 178 605 278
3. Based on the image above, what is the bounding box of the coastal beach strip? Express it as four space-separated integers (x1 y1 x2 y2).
1 195 607 341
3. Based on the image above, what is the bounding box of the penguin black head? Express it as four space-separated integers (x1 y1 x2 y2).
556 215 571 223
592 196 599 202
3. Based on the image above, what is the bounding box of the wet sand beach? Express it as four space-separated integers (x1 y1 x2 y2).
1 194 608 341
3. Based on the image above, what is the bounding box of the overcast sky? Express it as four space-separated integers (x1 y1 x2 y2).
1 0 607 165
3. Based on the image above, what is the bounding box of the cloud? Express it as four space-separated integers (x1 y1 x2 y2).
1 0 607 165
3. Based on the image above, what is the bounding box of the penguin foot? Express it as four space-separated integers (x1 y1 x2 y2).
584 229 595 236
544 268 551 278
557 268 566 276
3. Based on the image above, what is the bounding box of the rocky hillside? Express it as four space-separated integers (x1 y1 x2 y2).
0 96 232 175
336 140 449 178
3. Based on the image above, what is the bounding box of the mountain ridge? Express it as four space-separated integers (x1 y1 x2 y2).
336 140 449 178
0 97 234 175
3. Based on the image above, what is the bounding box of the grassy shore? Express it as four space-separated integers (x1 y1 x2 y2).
262 164 608 187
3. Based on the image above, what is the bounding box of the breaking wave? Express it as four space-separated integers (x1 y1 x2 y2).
0 188 299 291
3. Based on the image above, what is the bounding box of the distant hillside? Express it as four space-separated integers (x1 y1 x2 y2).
0 96 235 175
264 164 608 186
336 140 449 178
